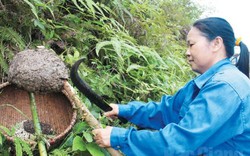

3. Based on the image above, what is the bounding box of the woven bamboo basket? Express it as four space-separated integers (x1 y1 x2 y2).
0 82 77 148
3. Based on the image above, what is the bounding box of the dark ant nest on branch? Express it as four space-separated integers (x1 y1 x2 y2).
8 46 69 93
14 120 55 141
23 120 54 135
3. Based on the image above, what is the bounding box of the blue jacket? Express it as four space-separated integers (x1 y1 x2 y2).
110 59 250 156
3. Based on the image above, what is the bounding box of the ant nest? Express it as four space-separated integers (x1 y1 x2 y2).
14 120 55 141
8 46 69 93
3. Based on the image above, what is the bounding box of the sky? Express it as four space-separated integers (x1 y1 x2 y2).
191 0 250 47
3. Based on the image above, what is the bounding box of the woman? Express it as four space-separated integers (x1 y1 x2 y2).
92 17 250 155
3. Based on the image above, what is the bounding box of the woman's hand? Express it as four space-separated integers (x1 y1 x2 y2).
104 103 119 118
92 104 120 147
92 126 113 147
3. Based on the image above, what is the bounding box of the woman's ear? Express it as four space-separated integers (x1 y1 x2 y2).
212 36 223 51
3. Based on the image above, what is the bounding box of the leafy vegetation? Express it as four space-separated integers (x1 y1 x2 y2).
0 0 202 155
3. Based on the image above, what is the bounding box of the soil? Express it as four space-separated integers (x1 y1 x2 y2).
23 120 54 135
8 46 69 93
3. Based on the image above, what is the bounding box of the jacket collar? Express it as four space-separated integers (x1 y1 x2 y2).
193 58 232 89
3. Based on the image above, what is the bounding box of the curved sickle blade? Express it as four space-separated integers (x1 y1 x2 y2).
70 58 127 123
70 58 112 112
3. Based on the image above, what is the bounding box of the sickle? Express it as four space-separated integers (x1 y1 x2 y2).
70 58 127 123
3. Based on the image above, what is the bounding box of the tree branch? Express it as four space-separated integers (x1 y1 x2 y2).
63 81 123 156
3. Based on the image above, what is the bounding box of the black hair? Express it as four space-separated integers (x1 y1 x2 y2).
192 17 249 77
236 42 249 77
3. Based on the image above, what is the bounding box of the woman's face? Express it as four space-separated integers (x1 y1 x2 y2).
186 27 217 74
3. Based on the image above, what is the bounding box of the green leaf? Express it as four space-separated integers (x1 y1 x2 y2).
58 132 74 149
49 149 69 155
74 49 80 58
73 122 89 134
14 138 23 156
86 142 105 156
83 132 93 143
34 19 45 30
0 26 26 50
0 50 9 74
72 0 84 11
33 0 55 19
122 43 148 63
19 139 33 156
95 41 112 56
126 64 143 73
111 38 123 60
85 0 96 17
23 0 39 19
72 136 86 151
0 125 11 136
0 133 2 145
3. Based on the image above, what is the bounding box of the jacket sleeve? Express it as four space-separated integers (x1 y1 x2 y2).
111 81 244 155
117 81 194 130
117 94 181 130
